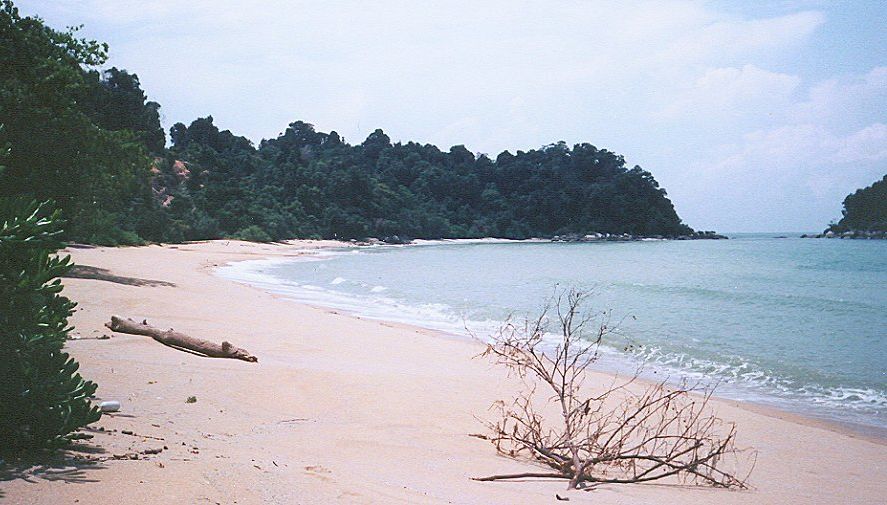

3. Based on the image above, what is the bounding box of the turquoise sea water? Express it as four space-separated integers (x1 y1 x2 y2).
218 235 886 431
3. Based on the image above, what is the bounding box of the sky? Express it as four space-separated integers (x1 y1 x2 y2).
18 0 887 232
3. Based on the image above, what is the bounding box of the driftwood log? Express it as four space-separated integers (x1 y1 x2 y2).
105 316 258 362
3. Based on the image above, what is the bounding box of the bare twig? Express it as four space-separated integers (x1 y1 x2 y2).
474 289 751 490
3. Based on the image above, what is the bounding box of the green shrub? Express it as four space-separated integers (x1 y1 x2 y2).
72 208 145 246
233 224 273 243
0 198 101 454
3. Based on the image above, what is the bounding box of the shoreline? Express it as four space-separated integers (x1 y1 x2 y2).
245 287 887 445
2 239 884 504
216 242 887 443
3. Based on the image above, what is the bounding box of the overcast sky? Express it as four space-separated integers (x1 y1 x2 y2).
19 0 887 232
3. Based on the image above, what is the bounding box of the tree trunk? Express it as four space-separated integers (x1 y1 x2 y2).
105 316 257 362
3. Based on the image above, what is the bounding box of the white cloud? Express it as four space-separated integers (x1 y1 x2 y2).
660 64 800 119
836 123 887 162
674 118 885 231
658 10 825 65
24 1 830 146
21 0 883 232
795 66 887 129
693 63 887 176
714 122 887 172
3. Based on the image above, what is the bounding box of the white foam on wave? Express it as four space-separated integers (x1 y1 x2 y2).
623 343 887 427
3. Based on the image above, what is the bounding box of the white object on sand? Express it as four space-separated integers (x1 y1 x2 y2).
99 400 121 412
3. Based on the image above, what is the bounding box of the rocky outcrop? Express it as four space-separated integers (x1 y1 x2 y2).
551 231 727 242
801 230 886 239
149 158 193 208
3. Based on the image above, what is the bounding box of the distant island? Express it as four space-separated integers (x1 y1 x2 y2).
1 5 714 245
802 175 886 239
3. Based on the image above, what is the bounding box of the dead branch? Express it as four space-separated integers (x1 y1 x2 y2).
105 316 257 362
474 289 750 490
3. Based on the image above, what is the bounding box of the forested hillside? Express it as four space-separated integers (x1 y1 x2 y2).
1 1 698 244
826 175 887 235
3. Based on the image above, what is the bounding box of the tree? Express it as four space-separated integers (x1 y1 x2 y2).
170 112 699 242
828 175 887 233
474 290 750 490
3 0 706 245
0 196 101 453
82 67 166 154
0 1 153 244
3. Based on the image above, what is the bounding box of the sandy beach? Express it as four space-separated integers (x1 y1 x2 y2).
1 240 884 504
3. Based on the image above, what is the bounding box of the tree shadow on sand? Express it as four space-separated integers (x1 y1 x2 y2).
64 265 176 287
0 442 108 488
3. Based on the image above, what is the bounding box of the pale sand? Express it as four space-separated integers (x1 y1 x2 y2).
2 240 884 504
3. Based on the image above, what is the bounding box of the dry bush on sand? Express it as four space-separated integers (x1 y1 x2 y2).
474 289 752 490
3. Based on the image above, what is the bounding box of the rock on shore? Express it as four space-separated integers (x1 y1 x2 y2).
552 231 728 242
801 230 887 239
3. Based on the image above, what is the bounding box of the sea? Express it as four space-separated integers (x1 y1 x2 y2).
217 234 886 433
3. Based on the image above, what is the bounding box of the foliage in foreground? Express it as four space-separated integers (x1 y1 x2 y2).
0 197 101 454
475 290 751 490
